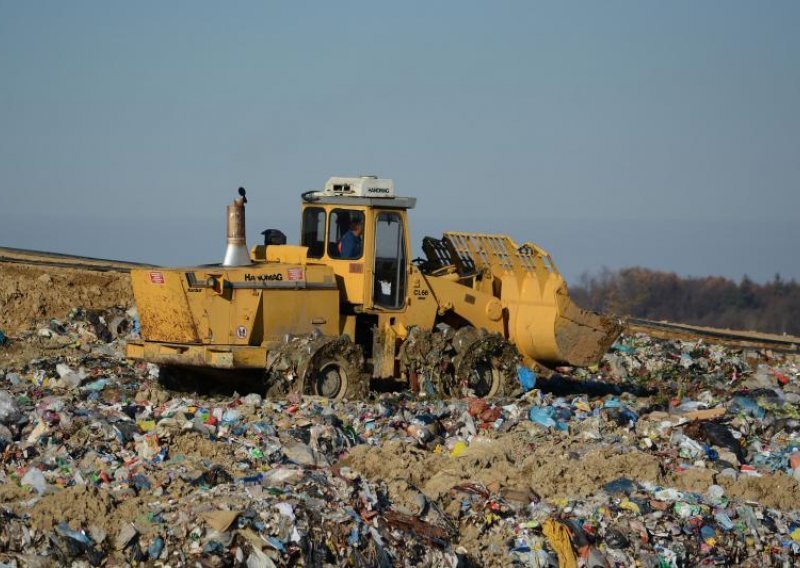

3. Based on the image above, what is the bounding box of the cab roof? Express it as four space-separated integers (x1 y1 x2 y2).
301 194 416 209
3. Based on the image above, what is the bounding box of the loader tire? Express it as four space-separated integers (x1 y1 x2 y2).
399 325 520 398
309 356 364 401
398 326 454 398
265 334 367 400
303 336 367 401
452 332 521 398
310 335 369 400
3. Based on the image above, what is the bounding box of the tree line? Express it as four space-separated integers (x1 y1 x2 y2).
570 267 800 336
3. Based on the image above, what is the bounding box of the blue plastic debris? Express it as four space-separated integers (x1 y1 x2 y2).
348 526 360 546
528 406 557 429
700 524 717 542
704 445 719 461
730 395 767 419
517 365 537 392
610 342 635 355
83 379 109 392
715 512 735 531
266 535 287 553
148 536 164 559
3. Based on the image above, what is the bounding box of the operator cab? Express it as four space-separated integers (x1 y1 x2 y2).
300 176 416 311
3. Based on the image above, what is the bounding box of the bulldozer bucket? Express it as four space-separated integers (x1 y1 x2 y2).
443 233 622 367
552 284 622 366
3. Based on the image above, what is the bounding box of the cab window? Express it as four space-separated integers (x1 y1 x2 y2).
328 209 365 259
301 207 325 258
373 212 407 309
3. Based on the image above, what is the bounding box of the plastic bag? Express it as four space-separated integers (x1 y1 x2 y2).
517 366 536 392
528 406 557 429
22 467 48 495
0 390 20 425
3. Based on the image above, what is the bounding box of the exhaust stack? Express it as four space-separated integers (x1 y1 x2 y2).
223 187 251 266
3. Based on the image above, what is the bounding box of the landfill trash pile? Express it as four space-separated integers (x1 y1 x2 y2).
1 309 800 566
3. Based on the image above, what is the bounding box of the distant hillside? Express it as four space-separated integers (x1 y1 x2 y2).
570 267 800 336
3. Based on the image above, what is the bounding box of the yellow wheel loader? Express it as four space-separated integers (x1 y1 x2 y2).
126 177 621 399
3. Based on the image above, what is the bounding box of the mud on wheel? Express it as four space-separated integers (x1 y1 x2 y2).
452 329 521 398
303 337 367 400
399 325 521 398
265 334 367 400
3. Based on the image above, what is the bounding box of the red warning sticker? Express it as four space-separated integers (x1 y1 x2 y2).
149 271 165 284
287 267 303 281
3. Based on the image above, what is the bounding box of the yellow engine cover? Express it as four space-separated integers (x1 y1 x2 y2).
130 259 340 351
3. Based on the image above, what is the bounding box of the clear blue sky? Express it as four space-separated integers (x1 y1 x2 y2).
1 2 798 283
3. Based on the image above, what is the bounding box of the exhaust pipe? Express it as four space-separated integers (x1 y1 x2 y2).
223 187 251 266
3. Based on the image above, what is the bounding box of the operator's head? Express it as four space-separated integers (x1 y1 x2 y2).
351 219 364 237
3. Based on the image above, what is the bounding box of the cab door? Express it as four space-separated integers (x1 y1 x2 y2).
370 210 408 310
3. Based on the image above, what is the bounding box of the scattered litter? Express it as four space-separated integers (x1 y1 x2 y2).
1 309 800 565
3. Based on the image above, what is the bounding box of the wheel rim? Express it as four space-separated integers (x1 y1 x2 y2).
315 362 346 399
469 360 501 398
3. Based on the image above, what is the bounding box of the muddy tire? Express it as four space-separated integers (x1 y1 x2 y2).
452 332 521 398
398 326 454 398
303 337 367 400
308 355 364 400
265 334 367 400
399 325 520 398
464 359 503 398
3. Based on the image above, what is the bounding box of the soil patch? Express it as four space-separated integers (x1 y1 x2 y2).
28 485 114 532
0 263 132 334
340 435 663 502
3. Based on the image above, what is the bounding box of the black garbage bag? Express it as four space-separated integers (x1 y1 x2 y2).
700 422 746 464
192 464 233 487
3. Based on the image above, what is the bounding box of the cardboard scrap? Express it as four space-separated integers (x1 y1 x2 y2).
680 407 727 422
200 510 241 532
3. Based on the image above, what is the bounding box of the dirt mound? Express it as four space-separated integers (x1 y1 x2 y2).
723 473 800 509
665 467 800 510
341 434 663 503
168 432 241 471
345 437 800 515
0 263 132 334
29 485 115 532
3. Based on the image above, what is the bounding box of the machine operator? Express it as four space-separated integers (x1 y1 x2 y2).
338 219 364 259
